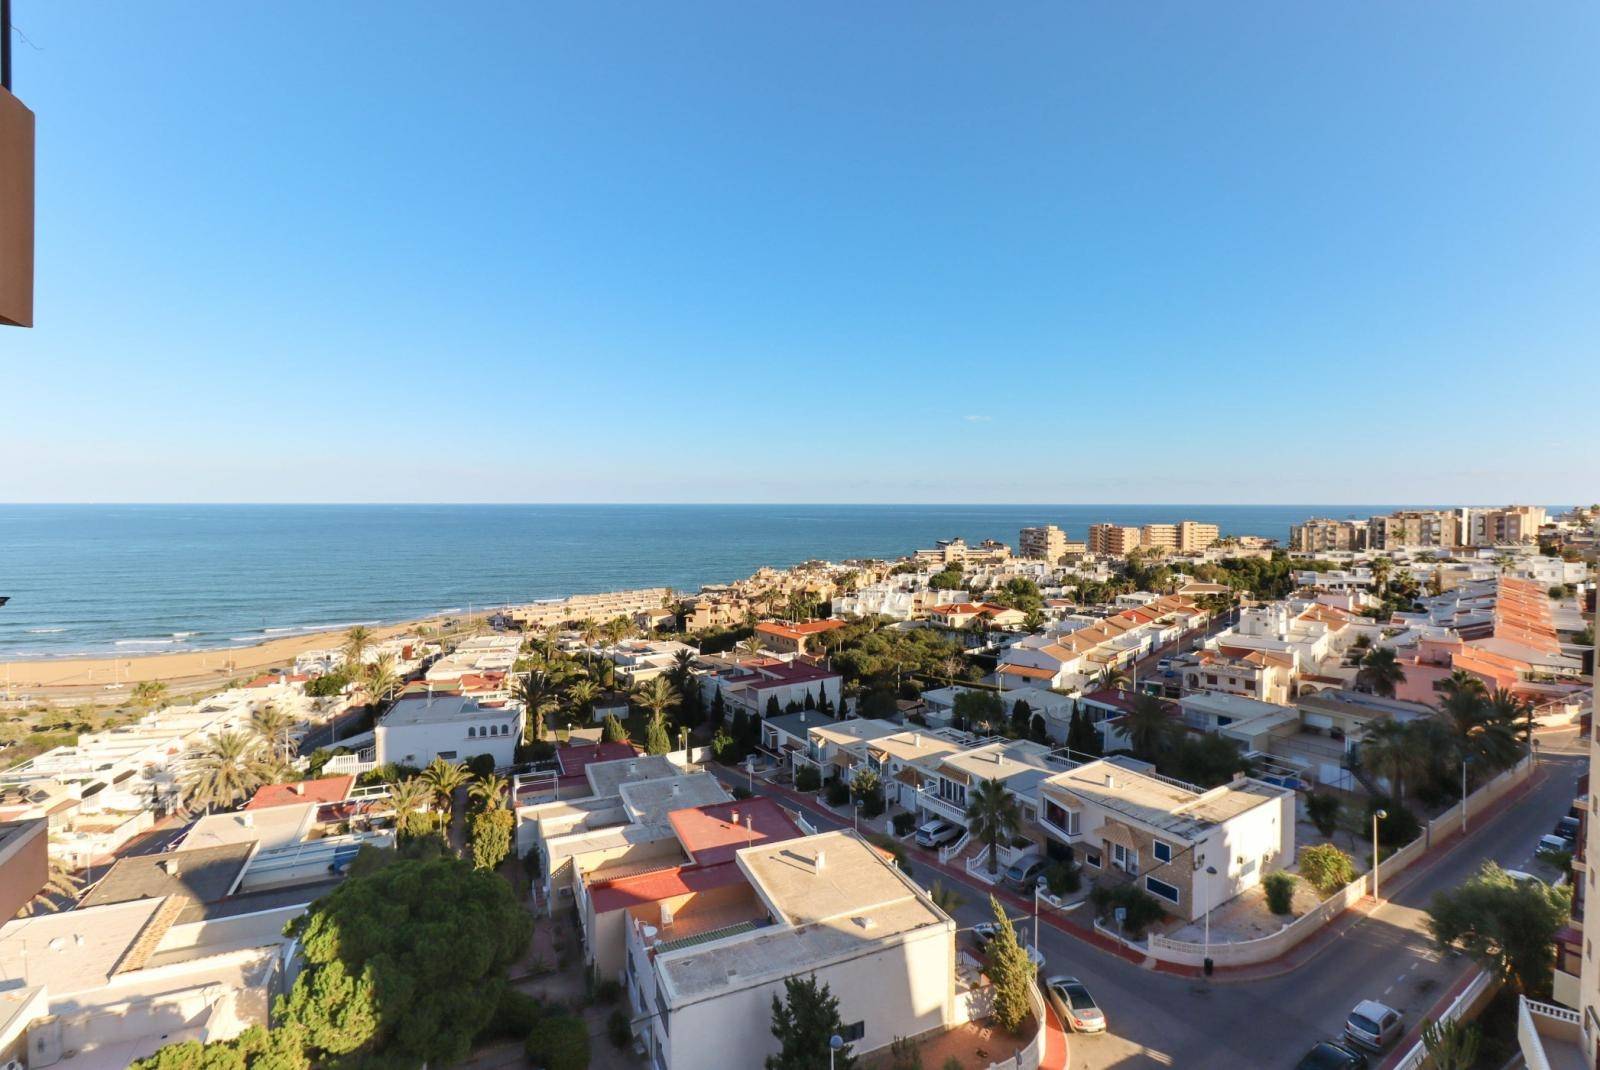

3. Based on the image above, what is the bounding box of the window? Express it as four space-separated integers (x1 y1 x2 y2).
1153 840 1172 864
1145 877 1180 904
438 751 457 760
1112 843 1138 875
467 727 477 738
1044 800 1079 836
839 1021 865 1043
1240 857 1257 877
1084 847 1102 868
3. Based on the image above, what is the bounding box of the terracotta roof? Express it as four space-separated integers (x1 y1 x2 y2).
999 663 1058 681
245 775 355 810
243 673 309 688
667 796 802 867
755 619 847 640
587 859 748 914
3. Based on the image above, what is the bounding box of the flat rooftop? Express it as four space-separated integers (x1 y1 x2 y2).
585 754 681 798
668 796 802 867
78 842 255 923
1043 759 1286 841
380 693 514 728
182 800 316 853
618 773 731 825
657 831 950 1003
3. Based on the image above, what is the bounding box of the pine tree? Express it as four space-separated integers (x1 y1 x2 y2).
804 689 816 710
767 695 782 718
984 895 1034 1033
602 714 630 744
646 713 673 756
765 974 857 1070
711 688 727 729
1010 699 1032 736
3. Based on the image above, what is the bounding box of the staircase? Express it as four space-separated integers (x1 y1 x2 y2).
1343 745 1384 797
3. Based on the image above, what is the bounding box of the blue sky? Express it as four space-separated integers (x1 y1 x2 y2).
2 3 1596 504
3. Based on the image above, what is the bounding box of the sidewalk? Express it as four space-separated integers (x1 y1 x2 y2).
713 756 1548 983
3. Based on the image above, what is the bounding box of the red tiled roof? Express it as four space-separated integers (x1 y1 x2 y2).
668 796 802 867
556 741 640 781
245 774 354 810
755 619 846 640
588 859 748 914
999 663 1057 681
746 661 840 689
244 673 309 688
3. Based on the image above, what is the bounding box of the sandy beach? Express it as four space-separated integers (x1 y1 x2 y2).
0 614 472 695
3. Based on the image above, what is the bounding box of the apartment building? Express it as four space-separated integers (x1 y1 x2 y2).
1462 505 1547 546
507 588 674 630
1174 648 1294 705
1369 510 1460 550
1141 524 1179 552
1088 524 1142 556
626 830 959 1070
1289 518 1370 553
1037 759 1293 921
835 579 969 621
997 594 1207 691
1178 520 1221 553
1020 524 1072 563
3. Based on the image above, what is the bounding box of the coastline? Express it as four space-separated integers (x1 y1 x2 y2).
0 614 459 693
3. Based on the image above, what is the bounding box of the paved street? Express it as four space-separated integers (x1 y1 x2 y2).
717 727 1585 1070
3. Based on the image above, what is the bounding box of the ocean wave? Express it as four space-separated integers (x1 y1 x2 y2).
230 636 262 642
115 638 180 647
25 627 67 634
171 631 198 639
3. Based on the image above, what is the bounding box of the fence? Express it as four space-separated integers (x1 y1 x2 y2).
1146 755 1533 968
982 978 1048 1070
1390 971 1495 1070
1516 996 1583 1070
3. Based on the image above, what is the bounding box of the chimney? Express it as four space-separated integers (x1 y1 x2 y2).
1104 773 1116 789
730 810 739 825
240 812 253 827
814 850 826 872
161 858 180 877
800 711 806 723
292 782 305 796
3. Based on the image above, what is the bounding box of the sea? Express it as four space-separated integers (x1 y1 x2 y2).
0 503 1431 658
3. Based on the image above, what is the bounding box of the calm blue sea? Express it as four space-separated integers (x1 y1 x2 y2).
0 504 1423 657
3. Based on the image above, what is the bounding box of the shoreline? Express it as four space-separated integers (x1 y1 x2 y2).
0 613 467 693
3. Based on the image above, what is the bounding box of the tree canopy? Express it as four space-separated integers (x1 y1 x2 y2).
765 974 857 1070
1428 861 1570 995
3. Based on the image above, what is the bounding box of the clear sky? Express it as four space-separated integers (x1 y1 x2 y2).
2 3 1596 504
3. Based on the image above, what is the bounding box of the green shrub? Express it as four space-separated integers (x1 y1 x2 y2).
1299 843 1358 895
1089 883 1167 938
526 1014 590 1070
795 765 822 792
825 779 850 806
892 811 917 837
1366 798 1421 848
466 752 497 778
1263 872 1296 915
607 1007 633 1049
1044 862 1080 897
486 988 544 1040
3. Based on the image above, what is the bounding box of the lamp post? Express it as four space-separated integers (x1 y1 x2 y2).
1202 864 1218 975
853 797 863 833
1372 808 1388 903
1032 879 1041 952
1461 755 1470 834
829 1033 843 1070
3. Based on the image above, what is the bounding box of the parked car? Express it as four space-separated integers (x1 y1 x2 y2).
915 818 963 849
971 923 1045 971
1156 658 1174 672
1538 833 1573 859
1044 975 1106 1033
1343 1000 1402 1051
1555 816 1581 841
1002 853 1047 892
1294 1041 1369 1069
1504 869 1547 887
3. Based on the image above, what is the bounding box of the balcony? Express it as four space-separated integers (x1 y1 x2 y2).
1518 996 1586 1070
916 791 968 825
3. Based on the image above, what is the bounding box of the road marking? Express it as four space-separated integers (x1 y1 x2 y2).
1383 984 1395 995
1408 962 1420 972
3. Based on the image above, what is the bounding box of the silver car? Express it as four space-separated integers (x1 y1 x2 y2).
1344 1000 1402 1051
1044 975 1106 1033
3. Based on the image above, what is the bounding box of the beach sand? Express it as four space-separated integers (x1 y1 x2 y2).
1 615 475 694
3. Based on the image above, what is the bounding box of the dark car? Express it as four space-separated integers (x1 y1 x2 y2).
1294 1041 1369 1069
1555 816 1581 840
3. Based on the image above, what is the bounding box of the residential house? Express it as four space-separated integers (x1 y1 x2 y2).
374 692 523 769
752 619 846 656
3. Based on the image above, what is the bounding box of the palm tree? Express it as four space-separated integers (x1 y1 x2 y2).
1356 647 1407 698
421 757 471 830
131 680 169 712
469 773 509 811
385 776 432 840
739 634 766 657
669 649 696 689
180 730 269 813
566 678 600 725
1489 687 1535 747
1438 677 1520 773
342 625 374 668
250 704 298 763
634 676 681 724
1097 665 1131 691
1370 557 1393 597
964 777 1023 876
20 853 80 917
604 616 633 648
1124 694 1177 760
1357 719 1425 807
515 670 564 743
577 618 602 660
363 652 400 710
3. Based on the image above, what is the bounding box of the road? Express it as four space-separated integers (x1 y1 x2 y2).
720 727 1585 1070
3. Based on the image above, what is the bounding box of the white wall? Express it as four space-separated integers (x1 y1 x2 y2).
376 717 518 769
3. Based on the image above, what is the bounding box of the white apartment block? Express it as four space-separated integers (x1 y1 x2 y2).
375 692 522 769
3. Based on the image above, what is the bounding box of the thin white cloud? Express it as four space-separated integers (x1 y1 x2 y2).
963 414 991 423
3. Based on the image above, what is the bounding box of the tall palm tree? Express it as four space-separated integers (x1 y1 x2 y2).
634 676 681 724
385 776 432 839
1438 678 1520 773
1357 719 1425 807
669 649 696 690
1370 557 1393 597
577 618 601 659
964 777 1023 876
515 670 564 742
421 757 471 830
1124 694 1177 761
1097 665 1131 691
342 625 374 668
566 678 600 724
180 730 269 813
250 704 298 763
739 634 766 657
362 655 400 709
604 616 633 648
1488 687 1535 747
469 773 509 811
1357 647 1407 698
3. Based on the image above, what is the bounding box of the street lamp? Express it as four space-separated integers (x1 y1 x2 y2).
829 1034 844 1070
1202 864 1218 975
1460 755 1471 834
853 797 863 833
1372 808 1388 903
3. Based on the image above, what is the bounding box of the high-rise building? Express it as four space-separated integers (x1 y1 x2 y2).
1369 510 1459 550
1463 505 1547 547
1289 518 1369 553
1020 525 1068 563
1088 524 1142 556
1140 524 1178 552
1177 521 1220 553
